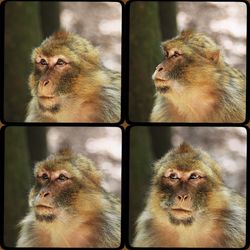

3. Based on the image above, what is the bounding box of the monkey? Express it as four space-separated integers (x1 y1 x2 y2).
150 31 246 122
25 31 121 123
133 143 246 248
16 149 121 247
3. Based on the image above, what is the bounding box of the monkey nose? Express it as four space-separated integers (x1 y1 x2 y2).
177 194 189 201
156 66 164 72
40 191 50 198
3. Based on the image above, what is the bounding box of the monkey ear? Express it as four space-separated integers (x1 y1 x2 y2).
206 50 220 64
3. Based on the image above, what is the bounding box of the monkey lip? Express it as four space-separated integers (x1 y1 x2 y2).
155 78 169 83
35 204 54 210
154 79 171 93
38 95 56 100
171 208 192 215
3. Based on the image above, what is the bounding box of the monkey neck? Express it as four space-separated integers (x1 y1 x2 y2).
32 210 105 247
161 82 220 122
31 88 103 122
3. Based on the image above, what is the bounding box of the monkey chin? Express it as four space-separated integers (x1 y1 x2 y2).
168 209 194 226
34 205 57 223
154 80 170 94
37 96 61 113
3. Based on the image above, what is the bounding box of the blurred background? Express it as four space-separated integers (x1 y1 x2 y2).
4 1 121 122
129 1 247 122
129 126 247 243
4 126 121 247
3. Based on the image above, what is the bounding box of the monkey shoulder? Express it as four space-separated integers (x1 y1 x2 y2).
99 69 121 123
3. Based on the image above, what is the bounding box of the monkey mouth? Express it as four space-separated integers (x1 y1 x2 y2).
156 86 170 93
171 208 192 213
38 95 56 100
170 208 192 218
154 79 171 93
35 204 55 211
168 208 194 225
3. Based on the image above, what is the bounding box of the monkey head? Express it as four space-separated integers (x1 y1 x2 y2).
152 31 223 95
29 149 102 223
151 143 222 226
28 31 101 113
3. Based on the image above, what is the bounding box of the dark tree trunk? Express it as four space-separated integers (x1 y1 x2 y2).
158 2 177 40
4 127 31 247
40 2 60 38
129 2 162 122
4 2 42 122
149 126 172 160
129 127 153 242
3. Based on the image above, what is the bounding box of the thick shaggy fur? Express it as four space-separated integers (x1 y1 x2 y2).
150 31 246 122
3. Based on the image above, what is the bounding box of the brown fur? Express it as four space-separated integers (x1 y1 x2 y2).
150 31 246 122
26 31 120 123
133 143 246 247
17 150 121 247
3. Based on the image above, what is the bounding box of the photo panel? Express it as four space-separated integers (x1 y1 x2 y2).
3 126 122 248
128 1 247 123
129 126 247 248
1 0 249 249
4 1 122 123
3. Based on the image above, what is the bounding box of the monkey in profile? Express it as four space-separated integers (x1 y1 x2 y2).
17 149 121 247
25 31 121 122
150 31 246 122
133 143 246 248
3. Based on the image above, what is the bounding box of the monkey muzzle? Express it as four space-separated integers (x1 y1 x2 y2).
153 75 171 94
170 208 192 217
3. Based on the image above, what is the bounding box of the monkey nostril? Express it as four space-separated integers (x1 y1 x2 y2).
177 195 182 200
178 195 189 201
40 191 50 197
43 80 50 86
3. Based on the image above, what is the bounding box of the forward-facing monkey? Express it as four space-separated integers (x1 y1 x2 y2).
133 143 246 248
26 31 120 122
151 31 246 122
17 149 121 247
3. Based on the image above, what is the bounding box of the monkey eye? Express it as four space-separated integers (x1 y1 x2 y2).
56 59 66 66
169 173 179 179
172 51 181 58
189 173 200 179
39 59 48 65
39 173 49 180
58 174 69 181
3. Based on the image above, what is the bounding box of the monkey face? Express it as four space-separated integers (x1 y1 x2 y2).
28 31 101 114
152 32 221 96
29 52 81 113
29 150 103 223
29 167 81 222
152 46 185 93
153 143 221 226
158 166 210 226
